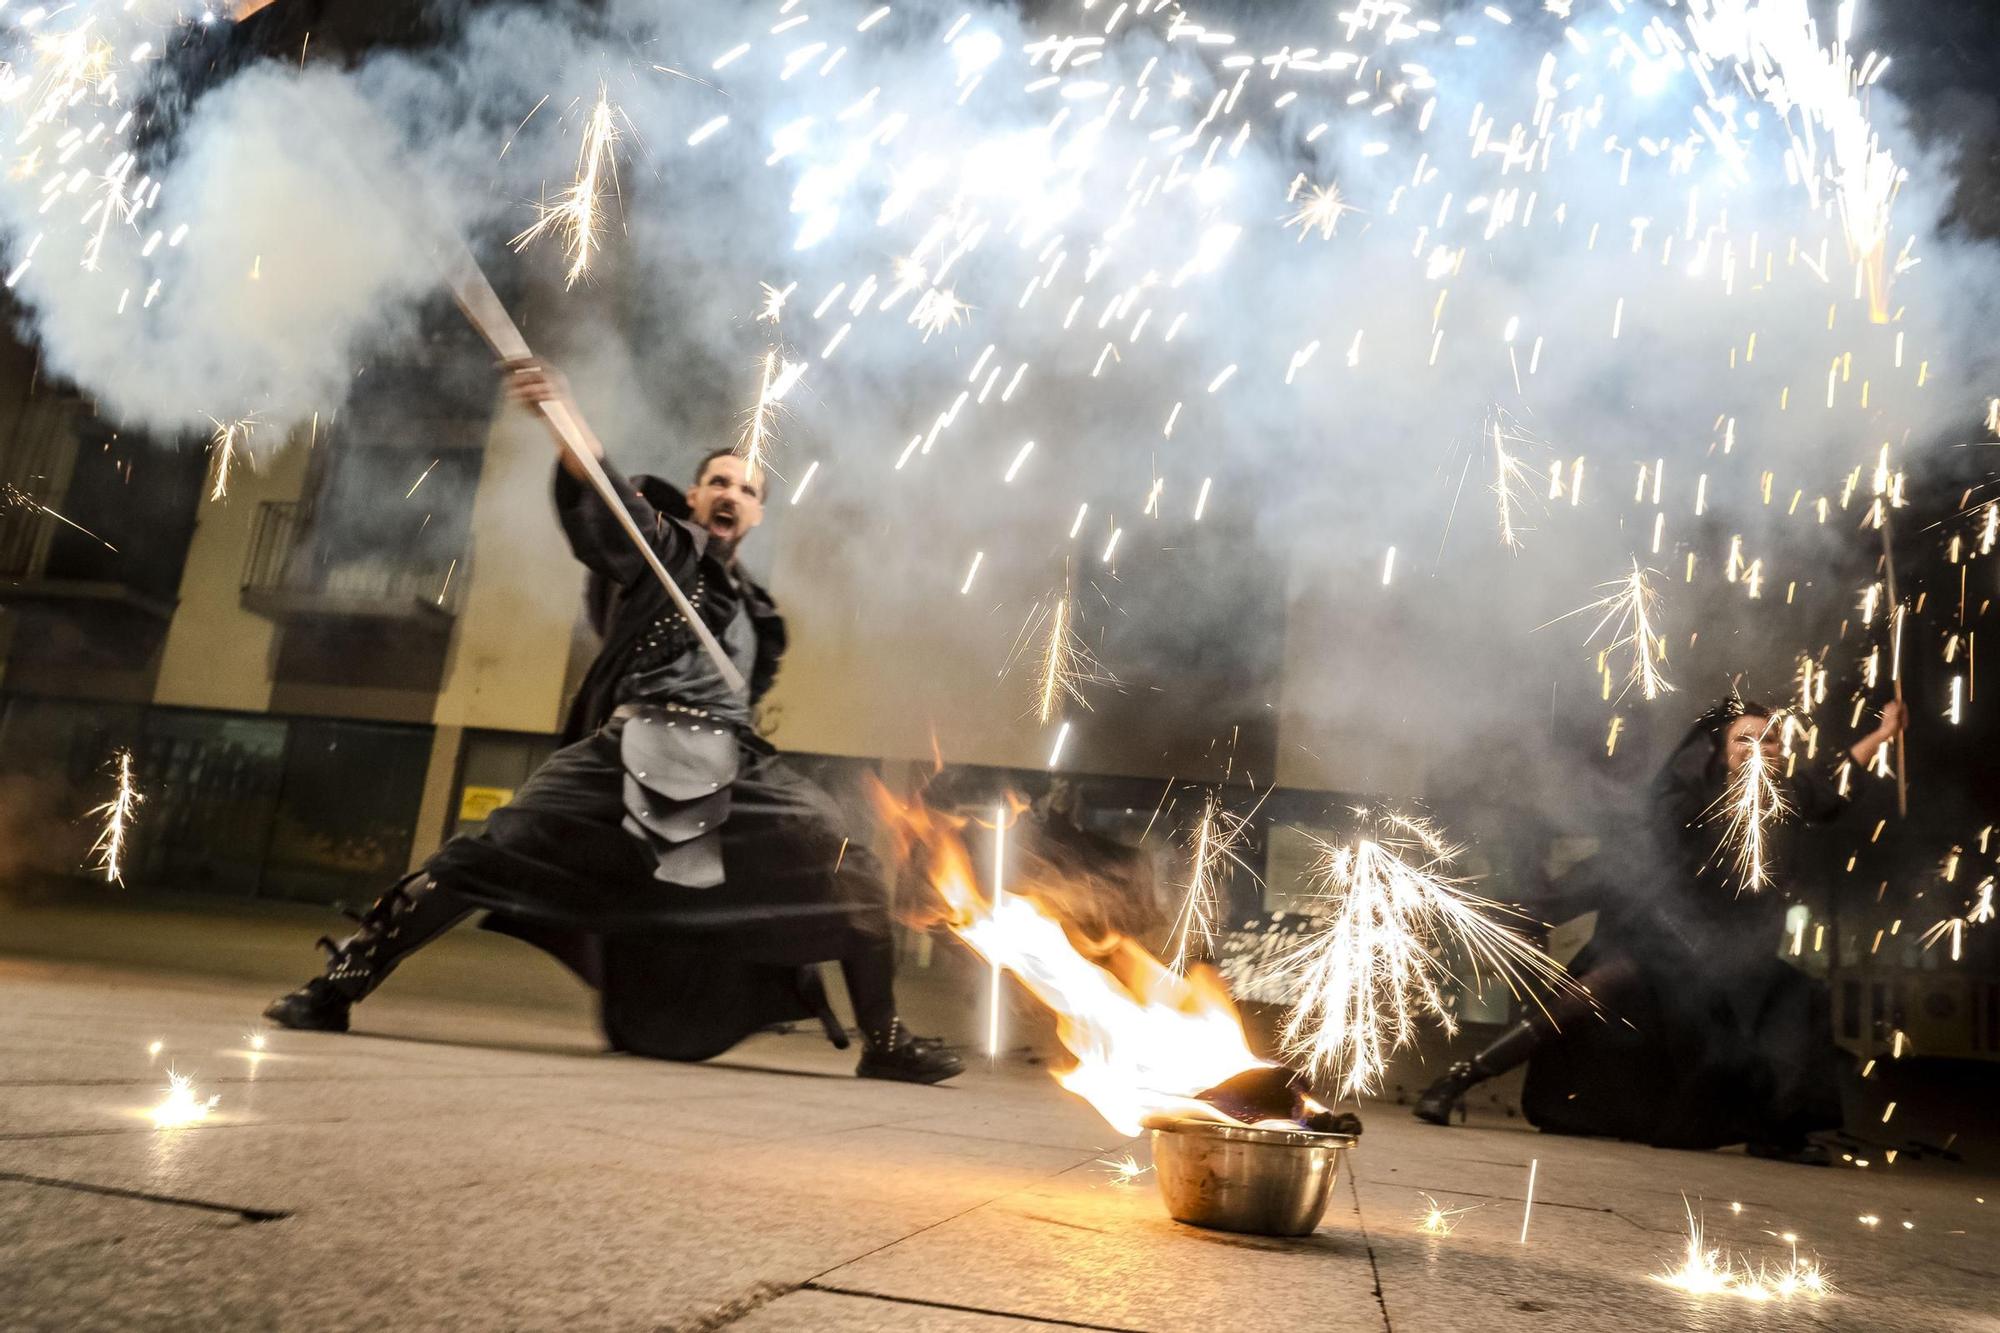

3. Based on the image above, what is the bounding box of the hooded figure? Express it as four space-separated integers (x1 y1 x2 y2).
1413 695 1901 1162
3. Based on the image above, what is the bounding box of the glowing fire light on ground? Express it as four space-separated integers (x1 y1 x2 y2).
150 1069 218 1129
87 748 141 884
1097 1152 1153 1187
1415 1192 1479 1236
1275 810 1582 1098
872 782 1269 1136
1654 1199 1833 1302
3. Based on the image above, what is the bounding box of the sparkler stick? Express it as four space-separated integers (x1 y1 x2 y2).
438 240 746 693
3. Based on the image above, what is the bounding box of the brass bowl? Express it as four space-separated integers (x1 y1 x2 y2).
1143 1115 1355 1237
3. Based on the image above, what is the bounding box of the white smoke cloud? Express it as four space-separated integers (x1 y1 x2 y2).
1 0 1993 805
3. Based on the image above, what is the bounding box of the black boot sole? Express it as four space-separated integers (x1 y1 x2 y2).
263 994 351 1034
856 1056 965 1085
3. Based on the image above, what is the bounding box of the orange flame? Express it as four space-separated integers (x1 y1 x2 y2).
871 781 1268 1135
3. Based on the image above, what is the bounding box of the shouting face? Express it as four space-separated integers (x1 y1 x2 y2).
685 452 764 558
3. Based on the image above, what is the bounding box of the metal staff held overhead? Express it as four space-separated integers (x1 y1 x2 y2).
1878 508 1909 818
441 244 747 695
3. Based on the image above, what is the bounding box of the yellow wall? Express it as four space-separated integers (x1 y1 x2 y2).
430 410 581 734
151 430 311 712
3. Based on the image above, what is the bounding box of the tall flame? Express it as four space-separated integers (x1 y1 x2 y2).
871 783 1267 1136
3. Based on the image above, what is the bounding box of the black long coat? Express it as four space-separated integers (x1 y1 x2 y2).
465 462 878 1060
1521 708 1850 1148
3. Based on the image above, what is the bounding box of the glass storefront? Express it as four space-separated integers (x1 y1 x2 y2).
0 694 429 906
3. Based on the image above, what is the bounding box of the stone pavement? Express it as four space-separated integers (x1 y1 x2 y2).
3 956 1997 1332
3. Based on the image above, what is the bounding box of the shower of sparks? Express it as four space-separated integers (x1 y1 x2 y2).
1097 1153 1153 1187
909 285 969 339
757 279 795 323
1275 810 1584 1098
205 415 257 501
1488 416 1543 552
2 484 118 552
737 348 807 476
87 748 141 885
1285 179 1355 242
1654 1200 1833 1302
1921 875 1995 961
1553 561 1675 702
1021 592 1107 725
510 88 622 289
149 1069 218 1129
1415 1193 1478 1236
245 1029 268 1052
1708 715 1793 893
1682 0 1905 320
1166 792 1257 974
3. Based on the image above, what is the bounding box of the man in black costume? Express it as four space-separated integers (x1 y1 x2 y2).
263 361 962 1084
1413 696 1902 1163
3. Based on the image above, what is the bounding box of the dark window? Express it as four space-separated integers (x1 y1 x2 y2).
262 719 432 905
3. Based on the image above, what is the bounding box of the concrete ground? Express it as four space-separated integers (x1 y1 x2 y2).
3 908 1998 1331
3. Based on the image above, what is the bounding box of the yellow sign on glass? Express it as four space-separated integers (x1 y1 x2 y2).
458 786 514 822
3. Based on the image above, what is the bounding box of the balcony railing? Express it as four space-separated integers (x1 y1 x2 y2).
241 500 465 623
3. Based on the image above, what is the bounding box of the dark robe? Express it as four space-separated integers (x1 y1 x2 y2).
434 461 887 1060
1521 706 1851 1148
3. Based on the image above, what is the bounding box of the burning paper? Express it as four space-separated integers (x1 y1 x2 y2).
872 783 1267 1136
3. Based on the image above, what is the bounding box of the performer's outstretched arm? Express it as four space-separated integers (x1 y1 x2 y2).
503 359 691 585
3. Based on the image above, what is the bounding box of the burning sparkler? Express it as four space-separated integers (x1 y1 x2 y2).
150 1069 218 1129
1284 178 1355 242
87 748 140 885
1551 561 1675 703
1018 589 1112 726
511 87 622 289
1165 792 1256 975
1488 415 1544 552
1707 713 1794 893
738 347 807 477
205 415 257 502
2 483 117 552
1275 810 1582 1098
1097 1152 1152 1187
1654 1199 1833 1302
1415 1192 1478 1236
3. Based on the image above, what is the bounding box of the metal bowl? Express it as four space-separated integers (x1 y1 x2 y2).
1143 1115 1355 1237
